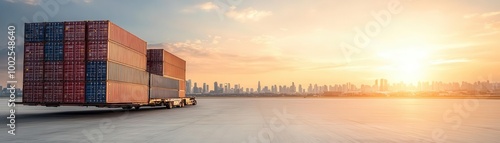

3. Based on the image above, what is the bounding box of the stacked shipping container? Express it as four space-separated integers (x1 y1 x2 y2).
23 23 45 103
24 20 186 105
63 21 87 103
85 20 149 104
147 49 187 98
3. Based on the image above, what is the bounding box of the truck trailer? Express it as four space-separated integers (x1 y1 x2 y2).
21 20 196 110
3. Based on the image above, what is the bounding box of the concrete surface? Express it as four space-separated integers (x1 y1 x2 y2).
1 97 500 143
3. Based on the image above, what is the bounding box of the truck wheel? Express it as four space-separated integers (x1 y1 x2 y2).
192 100 197 105
134 106 141 110
166 102 173 109
122 106 132 110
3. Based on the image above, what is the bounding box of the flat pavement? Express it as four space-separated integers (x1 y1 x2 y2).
1 97 500 143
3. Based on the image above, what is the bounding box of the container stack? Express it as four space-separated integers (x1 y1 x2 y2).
63 21 87 103
24 20 150 104
23 22 45 103
147 49 187 98
85 20 149 103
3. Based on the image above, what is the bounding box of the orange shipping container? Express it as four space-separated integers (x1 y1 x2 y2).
106 80 148 103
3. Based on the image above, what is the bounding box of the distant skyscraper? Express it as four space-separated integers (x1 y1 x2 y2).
214 82 218 93
202 83 207 93
258 81 261 93
193 82 198 93
298 84 302 93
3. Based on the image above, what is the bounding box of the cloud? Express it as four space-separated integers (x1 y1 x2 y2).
484 21 500 30
4 0 92 5
481 11 500 18
148 37 298 74
464 11 500 19
181 2 218 13
225 7 273 23
431 59 470 65
251 35 275 45
5 0 40 5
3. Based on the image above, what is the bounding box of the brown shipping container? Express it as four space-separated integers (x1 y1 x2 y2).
87 40 147 70
147 49 186 69
107 61 148 85
179 90 186 98
87 20 147 55
150 74 179 89
150 87 179 99
106 80 148 103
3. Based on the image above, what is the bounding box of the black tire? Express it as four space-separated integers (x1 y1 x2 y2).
192 100 197 105
166 102 173 109
134 106 141 110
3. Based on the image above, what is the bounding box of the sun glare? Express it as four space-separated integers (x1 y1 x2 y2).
378 48 430 83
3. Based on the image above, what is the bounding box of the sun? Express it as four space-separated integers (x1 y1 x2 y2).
377 48 430 84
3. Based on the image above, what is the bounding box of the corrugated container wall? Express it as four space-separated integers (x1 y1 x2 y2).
150 74 179 89
24 43 44 61
45 22 64 41
44 42 64 61
64 21 86 41
25 23 45 42
146 49 186 80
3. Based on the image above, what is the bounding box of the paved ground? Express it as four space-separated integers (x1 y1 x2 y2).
1 97 500 143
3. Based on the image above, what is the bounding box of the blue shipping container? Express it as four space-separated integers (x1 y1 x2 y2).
44 42 64 61
25 23 45 42
86 61 107 81
85 81 106 103
45 22 64 41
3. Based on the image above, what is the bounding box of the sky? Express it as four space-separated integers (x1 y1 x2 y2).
0 0 499 89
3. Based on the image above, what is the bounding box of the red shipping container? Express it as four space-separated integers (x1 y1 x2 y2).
24 42 44 61
64 21 86 41
64 61 86 81
23 82 44 103
64 82 85 103
44 61 64 81
44 82 64 103
87 20 147 55
24 61 44 81
64 41 86 61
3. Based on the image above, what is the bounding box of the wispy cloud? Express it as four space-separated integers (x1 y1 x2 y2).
182 2 272 23
225 7 272 23
181 2 218 13
4 0 40 5
481 11 500 18
464 11 500 19
431 59 470 65
4 0 92 5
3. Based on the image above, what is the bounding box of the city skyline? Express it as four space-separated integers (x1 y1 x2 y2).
186 79 499 94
